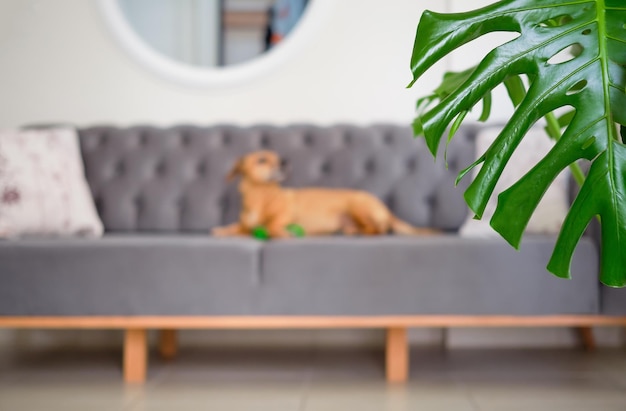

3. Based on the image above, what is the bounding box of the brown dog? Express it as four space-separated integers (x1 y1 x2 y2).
212 151 437 238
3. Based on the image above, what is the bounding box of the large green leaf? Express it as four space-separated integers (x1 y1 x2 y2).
409 0 626 286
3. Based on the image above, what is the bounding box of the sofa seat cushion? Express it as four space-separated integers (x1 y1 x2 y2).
257 236 599 316
0 235 261 316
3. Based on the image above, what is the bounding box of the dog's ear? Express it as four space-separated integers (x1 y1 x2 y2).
226 159 243 181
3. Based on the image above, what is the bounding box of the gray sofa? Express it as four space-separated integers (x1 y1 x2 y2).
0 124 622 383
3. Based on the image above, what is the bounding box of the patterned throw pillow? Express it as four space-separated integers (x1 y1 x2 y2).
0 128 103 238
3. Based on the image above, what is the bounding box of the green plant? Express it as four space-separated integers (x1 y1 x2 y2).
409 0 626 287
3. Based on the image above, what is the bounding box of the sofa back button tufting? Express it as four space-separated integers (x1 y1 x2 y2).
115 162 125 177
321 162 332 175
181 134 191 146
155 162 167 177
406 158 417 172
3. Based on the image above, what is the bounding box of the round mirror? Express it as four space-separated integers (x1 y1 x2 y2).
98 0 331 87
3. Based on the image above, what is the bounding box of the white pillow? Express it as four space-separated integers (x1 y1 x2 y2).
459 126 570 238
0 128 103 238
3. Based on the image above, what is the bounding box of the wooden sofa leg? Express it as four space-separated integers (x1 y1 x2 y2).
159 329 178 360
124 329 147 383
386 327 409 383
578 326 596 351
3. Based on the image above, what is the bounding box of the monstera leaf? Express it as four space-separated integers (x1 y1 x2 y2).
409 0 626 286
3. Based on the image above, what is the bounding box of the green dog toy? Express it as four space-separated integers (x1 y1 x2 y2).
252 224 305 241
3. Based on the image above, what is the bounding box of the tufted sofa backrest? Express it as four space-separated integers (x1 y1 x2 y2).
78 124 477 233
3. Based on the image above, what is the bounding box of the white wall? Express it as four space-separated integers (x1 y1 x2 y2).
0 0 621 350
0 0 441 128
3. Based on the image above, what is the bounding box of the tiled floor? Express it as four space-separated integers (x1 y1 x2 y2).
0 347 625 410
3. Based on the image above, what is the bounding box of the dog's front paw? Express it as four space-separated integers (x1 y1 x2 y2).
212 226 235 237
212 223 248 237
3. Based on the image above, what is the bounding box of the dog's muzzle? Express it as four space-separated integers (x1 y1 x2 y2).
271 158 289 181
271 168 286 182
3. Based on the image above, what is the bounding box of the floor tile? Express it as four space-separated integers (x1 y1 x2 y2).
0 346 625 411
466 377 626 409
308 349 385 381
409 348 616 382
0 348 141 382
128 382 304 411
303 381 476 411
478 407 626 411
0 380 139 411
152 348 313 384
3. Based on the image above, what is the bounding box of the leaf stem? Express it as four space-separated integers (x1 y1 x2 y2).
544 112 586 187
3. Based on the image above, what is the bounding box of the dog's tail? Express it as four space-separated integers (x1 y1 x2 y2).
390 215 438 235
